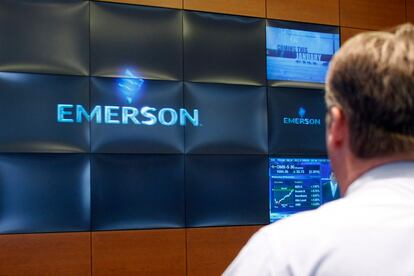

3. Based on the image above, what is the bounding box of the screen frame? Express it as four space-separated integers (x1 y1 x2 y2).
266 19 341 86
268 155 337 223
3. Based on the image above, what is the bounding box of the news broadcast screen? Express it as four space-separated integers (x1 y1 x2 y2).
267 20 340 84
269 157 340 222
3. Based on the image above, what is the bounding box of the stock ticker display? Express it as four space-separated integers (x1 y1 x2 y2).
269 158 340 222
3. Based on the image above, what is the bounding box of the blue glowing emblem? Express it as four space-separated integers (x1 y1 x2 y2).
57 68 200 127
298 107 306 118
117 69 144 104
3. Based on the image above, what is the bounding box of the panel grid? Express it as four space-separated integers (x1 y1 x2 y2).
0 0 333 234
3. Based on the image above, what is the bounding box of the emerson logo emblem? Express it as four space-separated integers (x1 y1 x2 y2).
283 107 321 125
57 70 200 127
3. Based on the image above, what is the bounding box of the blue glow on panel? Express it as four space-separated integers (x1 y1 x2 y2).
121 107 140 124
0 72 28 82
298 107 306 118
158 108 178 126
140 106 157 126
104 106 121 124
117 69 144 104
57 104 74 123
266 27 340 83
180 109 199 126
76 105 102 123
269 158 340 222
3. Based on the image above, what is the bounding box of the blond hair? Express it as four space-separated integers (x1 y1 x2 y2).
326 23 414 158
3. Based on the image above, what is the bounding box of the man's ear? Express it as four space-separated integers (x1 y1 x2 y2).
327 106 347 148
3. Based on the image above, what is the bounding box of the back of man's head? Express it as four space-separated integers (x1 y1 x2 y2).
326 23 414 158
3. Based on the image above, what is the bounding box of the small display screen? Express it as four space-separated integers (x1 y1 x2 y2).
269 157 340 222
266 23 340 83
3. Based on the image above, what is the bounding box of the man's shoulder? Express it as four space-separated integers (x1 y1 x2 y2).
224 199 353 275
269 198 349 228
260 198 351 245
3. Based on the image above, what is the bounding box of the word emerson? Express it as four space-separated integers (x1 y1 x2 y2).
283 117 321 125
57 104 200 126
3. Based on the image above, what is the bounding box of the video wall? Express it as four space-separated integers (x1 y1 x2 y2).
0 0 339 234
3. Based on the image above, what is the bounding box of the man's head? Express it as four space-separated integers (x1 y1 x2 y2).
325 23 414 192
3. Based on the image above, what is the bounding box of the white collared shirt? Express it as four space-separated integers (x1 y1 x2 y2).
224 162 414 276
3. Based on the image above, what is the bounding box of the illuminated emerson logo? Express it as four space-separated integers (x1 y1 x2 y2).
283 107 321 125
57 70 200 127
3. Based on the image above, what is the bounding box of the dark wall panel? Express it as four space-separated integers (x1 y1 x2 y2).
0 72 90 153
268 87 326 155
91 1 183 80
184 82 268 154
92 154 185 230
0 0 89 76
90 77 185 153
184 11 266 85
0 154 90 234
186 155 268 227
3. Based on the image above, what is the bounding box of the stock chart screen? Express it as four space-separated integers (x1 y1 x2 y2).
269 158 340 222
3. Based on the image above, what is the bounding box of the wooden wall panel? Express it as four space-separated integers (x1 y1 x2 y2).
267 0 339 25
340 0 406 30
95 0 182 9
408 0 414 23
340 27 370 45
0 232 91 276
187 225 262 276
92 229 186 276
184 0 265 18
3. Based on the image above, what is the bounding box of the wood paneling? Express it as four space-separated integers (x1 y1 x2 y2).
184 0 265 18
267 0 339 25
340 0 406 30
340 27 370 45
96 0 182 9
408 0 414 23
0 232 91 276
187 225 261 276
92 229 186 276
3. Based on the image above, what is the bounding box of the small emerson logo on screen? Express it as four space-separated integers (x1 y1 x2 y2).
57 70 200 127
283 107 321 125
